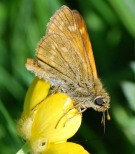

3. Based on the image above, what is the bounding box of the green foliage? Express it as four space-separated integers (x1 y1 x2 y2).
0 0 135 153
122 80 135 111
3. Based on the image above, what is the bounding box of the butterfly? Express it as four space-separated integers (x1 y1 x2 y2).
26 6 110 124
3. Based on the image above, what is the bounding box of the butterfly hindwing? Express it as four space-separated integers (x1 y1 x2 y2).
27 33 88 85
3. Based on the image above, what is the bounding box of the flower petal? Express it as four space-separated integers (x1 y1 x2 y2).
30 93 82 143
43 142 89 154
23 77 50 114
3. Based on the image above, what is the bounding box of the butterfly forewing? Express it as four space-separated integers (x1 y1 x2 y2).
46 6 97 81
47 6 92 81
26 5 97 89
72 10 97 79
47 6 84 55
26 5 98 91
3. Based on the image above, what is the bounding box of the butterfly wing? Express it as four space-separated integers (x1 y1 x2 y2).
26 33 88 88
72 10 97 79
26 5 97 89
46 6 97 80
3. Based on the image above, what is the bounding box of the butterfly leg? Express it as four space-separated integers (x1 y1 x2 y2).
49 86 60 95
55 103 87 128
62 103 87 127
55 106 78 128
63 111 81 127
74 103 87 113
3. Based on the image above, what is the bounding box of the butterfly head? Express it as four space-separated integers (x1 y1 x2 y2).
93 95 111 132
93 95 110 112
86 78 110 113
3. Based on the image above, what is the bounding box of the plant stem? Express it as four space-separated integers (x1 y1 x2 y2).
16 142 31 154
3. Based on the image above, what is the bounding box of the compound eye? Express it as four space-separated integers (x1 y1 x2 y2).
94 97 104 106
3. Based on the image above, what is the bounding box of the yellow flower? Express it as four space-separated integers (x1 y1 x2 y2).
43 142 89 154
17 77 87 153
30 93 82 153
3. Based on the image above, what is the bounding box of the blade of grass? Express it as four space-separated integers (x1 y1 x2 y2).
89 0 118 25
0 100 21 146
109 0 135 37
16 142 30 154
0 66 25 101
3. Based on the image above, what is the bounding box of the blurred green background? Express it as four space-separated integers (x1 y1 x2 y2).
0 0 135 153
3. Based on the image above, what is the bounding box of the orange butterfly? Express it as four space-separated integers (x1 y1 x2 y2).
26 6 110 125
